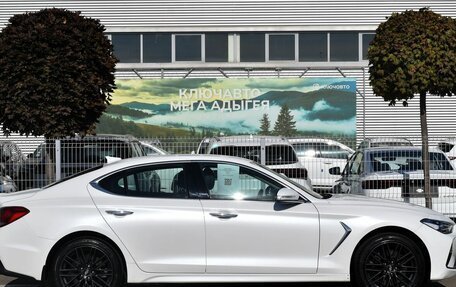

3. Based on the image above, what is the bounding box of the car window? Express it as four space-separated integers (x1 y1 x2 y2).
98 164 194 198
438 142 455 153
368 150 453 172
196 162 284 201
292 142 350 159
349 152 364 175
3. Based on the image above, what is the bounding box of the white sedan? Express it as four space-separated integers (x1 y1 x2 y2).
0 155 455 287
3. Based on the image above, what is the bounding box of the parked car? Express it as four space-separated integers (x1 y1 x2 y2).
437 138 456 162
16 134 146 189
196 137 211 154
357 137 413 150
332 146 456 218
0 164 16 193
0 140 26 179
288 138 354 192
205 136 312 190
140 141 168 155
0 154 455 286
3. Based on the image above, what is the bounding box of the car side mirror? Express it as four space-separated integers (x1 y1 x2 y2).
276 188 301 202
329 167 341 175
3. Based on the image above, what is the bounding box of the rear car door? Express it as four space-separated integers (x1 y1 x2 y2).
88 162 206 273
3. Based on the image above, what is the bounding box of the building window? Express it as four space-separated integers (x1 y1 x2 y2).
143 33 171 63
362 33 375 60
240 33 265 62
299 32 328 62
111 33 141 63
175 34 202 61
205 33 228 62
268 34 296 61
330 32 359 61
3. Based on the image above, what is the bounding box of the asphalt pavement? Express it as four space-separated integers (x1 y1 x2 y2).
0 275 454 287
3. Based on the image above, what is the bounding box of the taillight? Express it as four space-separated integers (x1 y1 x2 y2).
0 206 29 227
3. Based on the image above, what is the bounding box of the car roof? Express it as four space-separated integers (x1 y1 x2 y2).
104 154 257 169
362 146 443 153
361 137 412 144
207 136 292 147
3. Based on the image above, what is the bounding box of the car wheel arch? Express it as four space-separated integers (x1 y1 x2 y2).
41 230 127 282
349 226 431 280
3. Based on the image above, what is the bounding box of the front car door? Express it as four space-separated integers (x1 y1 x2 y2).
195 160 320 274
88 162 206 273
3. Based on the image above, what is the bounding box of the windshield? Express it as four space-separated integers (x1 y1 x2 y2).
250 160 323 199
368 150 453 172
210 145 298 165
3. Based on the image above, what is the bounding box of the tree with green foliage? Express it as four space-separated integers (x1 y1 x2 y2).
0 8 117 138
368 8 456 208
259 113 271 135
273 105 297 137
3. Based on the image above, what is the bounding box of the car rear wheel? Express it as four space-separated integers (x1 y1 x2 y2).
47 237 126 287
351 232 428 287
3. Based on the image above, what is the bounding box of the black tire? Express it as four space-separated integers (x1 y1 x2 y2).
47 237 126 287
351 232 428 287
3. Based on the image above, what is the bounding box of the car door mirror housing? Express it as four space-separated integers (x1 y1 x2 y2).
329 167 341 175
276 188 301 202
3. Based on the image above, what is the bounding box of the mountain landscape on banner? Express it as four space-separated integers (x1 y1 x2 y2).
96 80 356 138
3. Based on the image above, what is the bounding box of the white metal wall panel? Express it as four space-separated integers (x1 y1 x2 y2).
0 1 455 31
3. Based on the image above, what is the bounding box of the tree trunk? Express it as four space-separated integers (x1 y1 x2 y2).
420 92 432 209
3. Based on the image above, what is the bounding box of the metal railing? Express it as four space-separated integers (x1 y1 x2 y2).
1 135 456 218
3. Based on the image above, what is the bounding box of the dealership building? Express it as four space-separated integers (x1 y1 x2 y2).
1 0 456 147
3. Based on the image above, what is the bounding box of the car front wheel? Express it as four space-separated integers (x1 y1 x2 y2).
351 232 428 287
47 237 126 287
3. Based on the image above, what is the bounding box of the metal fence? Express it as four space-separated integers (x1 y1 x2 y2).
1 134 456 218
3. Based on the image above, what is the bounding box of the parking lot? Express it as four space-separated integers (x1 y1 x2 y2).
0 276 454 287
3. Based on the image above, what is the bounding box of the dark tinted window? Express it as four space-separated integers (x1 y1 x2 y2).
269 34 295 61
205 33 228 62
111 33 140 63
299 32 327 61
438 143 455 153
98 164 191 198
240 33 265 62
210 145 298 165
368 150 453 171
175 35 201 61
143 33 171 63
330 32 359 61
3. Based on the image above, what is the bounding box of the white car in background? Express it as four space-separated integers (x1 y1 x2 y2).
333 146 456 219
288 138 354 192
357 137 413 149
205 136 312 190
140 141 168 155
437 138 456 164
0 155 455 286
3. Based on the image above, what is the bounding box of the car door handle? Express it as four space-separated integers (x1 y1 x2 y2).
210 212 238 219
105 210 134 216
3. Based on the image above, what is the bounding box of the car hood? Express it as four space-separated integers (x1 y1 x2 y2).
322 193 445 218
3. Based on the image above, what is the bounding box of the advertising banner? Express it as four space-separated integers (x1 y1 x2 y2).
99 78 356 137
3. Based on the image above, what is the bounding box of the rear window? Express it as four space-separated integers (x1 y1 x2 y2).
292 142 350 159
210 145 298 165
438 142 455 153
368 150 453 172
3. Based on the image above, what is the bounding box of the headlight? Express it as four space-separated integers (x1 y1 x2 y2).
421 218 454 234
